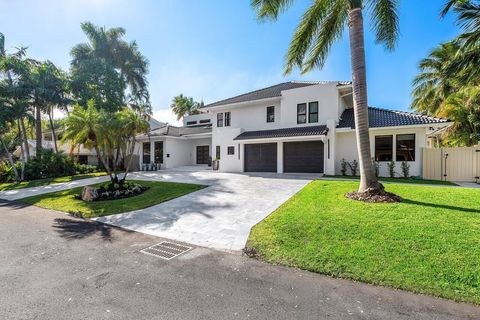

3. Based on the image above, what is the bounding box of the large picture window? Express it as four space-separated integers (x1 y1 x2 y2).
375 135 393 161
308 101 318 123
217 113 224 127
396 134 416 161
297 103 307 124
266 106 275 123
225 112 231 126
143 142 151 164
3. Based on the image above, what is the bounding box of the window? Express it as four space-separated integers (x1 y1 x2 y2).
186 121 197 126
143 142 151 164
266 106 275 123
216 145 221 159
396 134 416 161
199 119 211 124
78 155 88 165
217 113 224 127
227 146 235 155
308 101 319 123
297 103 307 124
225 112 231 127
375 135 393 161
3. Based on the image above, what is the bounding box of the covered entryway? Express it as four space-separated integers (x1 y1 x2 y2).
244 143 277 172
196 146 210 164
284 141 324 173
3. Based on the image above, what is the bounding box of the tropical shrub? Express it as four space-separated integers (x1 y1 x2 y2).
401 161 410 178
348 160 359 176
340 158 348 176
387 161 396 178
74 163 98 174
372 159 380 177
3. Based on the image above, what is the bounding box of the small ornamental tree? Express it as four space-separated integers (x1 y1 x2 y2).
401 161 410 178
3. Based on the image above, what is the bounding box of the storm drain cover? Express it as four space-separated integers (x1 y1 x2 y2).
140 241 192 260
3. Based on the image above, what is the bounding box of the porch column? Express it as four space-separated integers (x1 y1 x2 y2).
150 141 155 164
277 141 284 174
139 142 143 167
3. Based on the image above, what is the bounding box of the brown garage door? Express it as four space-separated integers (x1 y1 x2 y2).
284 141 324 173
244 143 277 172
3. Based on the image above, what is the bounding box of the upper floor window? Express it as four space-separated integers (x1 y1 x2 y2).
225 112 231 127
375 135 393 161
308 101 319 123
297 103 307 124
186 121 197 126
199 119 211 124
266 106 275 123
217 113 224 127
396 134 415 161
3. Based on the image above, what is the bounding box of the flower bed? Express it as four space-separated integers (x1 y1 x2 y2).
79 181 149 202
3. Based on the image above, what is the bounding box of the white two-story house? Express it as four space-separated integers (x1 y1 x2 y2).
198 81 449 177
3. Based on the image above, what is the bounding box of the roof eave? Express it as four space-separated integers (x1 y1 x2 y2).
203 96 281 110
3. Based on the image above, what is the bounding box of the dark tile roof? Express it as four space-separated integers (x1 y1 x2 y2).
204 81 351 108
337 107 449 129
233 125 328 141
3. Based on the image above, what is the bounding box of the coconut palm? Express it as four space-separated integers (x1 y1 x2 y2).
170 94 202 121
251 0 399 194
0 101 20 182
411 41 463 115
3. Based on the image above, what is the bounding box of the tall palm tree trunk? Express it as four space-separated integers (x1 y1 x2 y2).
19 118 30 160
121 137 137 182
17 120 26 181
0 136 20 182
48 108 59 153
348 8 381 193
35 104 42 158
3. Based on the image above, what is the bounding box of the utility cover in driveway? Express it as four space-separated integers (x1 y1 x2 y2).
284 141 324 173
141 241 192 260
244 143 277 172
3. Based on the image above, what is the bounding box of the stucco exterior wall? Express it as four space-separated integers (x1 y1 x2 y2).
335 127 428 177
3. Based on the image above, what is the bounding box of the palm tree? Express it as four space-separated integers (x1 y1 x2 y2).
70 22 150 111
0 101 20 182
437 86 480 146
251 0 399 194
117 107 149 182
170 94 202 121
411 41 463 115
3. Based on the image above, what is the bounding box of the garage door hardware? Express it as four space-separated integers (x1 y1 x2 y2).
140 241 192 260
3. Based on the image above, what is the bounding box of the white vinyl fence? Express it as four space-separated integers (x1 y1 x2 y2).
423 147 480 182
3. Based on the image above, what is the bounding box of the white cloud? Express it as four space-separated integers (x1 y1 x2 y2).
152 108 182 127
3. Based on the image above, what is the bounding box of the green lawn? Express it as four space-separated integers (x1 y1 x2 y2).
247 180 480 304
20 180 205 219
0 172 108 191
323 175 457 186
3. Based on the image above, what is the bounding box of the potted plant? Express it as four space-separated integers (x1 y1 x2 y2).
208 156 212 167
212 158 220 171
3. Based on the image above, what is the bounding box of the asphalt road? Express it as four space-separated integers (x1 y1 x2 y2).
0 200 479 320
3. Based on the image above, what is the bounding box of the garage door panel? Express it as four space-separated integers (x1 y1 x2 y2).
284 141 324 173
245 143 277 172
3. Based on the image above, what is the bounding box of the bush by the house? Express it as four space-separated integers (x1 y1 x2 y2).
401 161 410 178
372 159 380 177
387 160 396 178
74 163 98 174
340 158 348 176
348 160 359 176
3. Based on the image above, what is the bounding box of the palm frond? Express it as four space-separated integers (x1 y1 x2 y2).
367 0 400 50
251 0 294 21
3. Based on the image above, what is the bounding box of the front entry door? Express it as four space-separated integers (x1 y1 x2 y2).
196 146 209 164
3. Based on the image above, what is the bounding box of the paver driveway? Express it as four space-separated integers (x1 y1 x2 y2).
92 168 318 251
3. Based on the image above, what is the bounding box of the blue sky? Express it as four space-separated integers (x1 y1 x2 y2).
1 0 459 124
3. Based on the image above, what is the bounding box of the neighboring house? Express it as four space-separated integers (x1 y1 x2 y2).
137 81 449 177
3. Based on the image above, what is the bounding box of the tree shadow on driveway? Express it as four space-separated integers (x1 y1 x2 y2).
53 218 114 241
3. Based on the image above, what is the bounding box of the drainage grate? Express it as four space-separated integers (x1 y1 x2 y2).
140 241 192 260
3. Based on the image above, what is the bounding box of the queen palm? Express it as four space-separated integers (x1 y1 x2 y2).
252 0 399 194
170 94 202 121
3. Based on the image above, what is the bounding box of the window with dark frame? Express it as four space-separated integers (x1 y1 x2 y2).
216 145 221 159
217 113 224 127
199 119 211 124
227 146 235 155
143 142 151 164
396 134 416 161
308 101 319 123
225 112 231 126
266 106 275 123
297 103 307 124
375 135 393 161
186 121 197 125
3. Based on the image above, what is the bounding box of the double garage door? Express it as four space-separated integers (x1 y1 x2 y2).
244 141 324 173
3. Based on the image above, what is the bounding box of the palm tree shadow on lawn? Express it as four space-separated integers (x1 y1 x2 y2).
401 199 480 214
